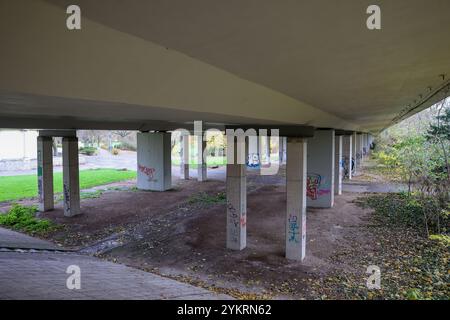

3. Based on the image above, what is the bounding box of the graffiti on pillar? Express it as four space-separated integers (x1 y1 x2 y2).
227 203 240 243
37 150 43 204
288 214 300 243
306 173 331 200
246 153 260 168
138 164 156 181
38 177 43 203
63 183 70 212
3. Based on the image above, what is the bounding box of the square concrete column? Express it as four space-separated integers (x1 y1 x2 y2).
364 134 369 157
226 135 246 250
62 137 81 217
37 136 54 212
137 132 172 191
285 137 307 261
196 135 207 181
352 132 358 171
246 135 260 169
359 134 364 162
278 137 284 164
307 130 335 208
354 133 361 167
180 135 189 180
343 135 352 180
260 134 270 165
334 135 343 195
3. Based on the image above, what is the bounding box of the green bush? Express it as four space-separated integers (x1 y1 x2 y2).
79 146 97 156
0 204 58 235
360 193 449 236
116 142 136 151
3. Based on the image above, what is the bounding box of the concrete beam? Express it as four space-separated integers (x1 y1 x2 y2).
62 137 81 217
225 124 315 138
38 130 76 137
285 137 307 261
37 136 54 212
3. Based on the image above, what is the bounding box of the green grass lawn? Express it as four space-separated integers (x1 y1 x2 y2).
0 169 136 202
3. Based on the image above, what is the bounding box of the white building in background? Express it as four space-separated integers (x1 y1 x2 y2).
0 130 38 160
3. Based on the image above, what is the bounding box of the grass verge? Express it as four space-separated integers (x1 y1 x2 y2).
0 169 136 202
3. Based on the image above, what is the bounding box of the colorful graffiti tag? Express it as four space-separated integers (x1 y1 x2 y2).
306 173 331 200
138 164 156 181
288 214 300 243
246 153 260 168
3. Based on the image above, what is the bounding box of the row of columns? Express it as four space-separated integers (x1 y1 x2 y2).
37 127 372 263
37 135 80 217
226 130 373 261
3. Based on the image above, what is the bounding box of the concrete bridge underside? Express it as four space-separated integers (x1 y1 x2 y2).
1 0 450 132
1 0 450 262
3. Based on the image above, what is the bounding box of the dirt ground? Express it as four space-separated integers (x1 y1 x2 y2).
3 163 415 298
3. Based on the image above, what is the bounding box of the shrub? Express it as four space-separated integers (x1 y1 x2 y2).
116 142 136 151
79 146 97 156
360 193 449 236
0 204 58 235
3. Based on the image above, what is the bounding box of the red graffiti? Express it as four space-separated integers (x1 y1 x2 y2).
306 174 321 200
138 164 156 181
240 216 247 227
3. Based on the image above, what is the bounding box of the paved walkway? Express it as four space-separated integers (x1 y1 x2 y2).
0 228 230 300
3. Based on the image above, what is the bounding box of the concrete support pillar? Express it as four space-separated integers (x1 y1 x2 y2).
343 135 352 180
282 137 287 164
307 130 335 208
355 133 362 167
285 137 307 261
62 137 81 217
226 136 246 250
180 134 190 179
278 136 283 164
247 135 260 169
260 135 270 165
37 136 54 212
352 132 357 171
137 132 172 191
359 134 364 163
334 135 343 195
197 135 207 181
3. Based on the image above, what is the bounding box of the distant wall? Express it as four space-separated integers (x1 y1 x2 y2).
0 130 38 160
